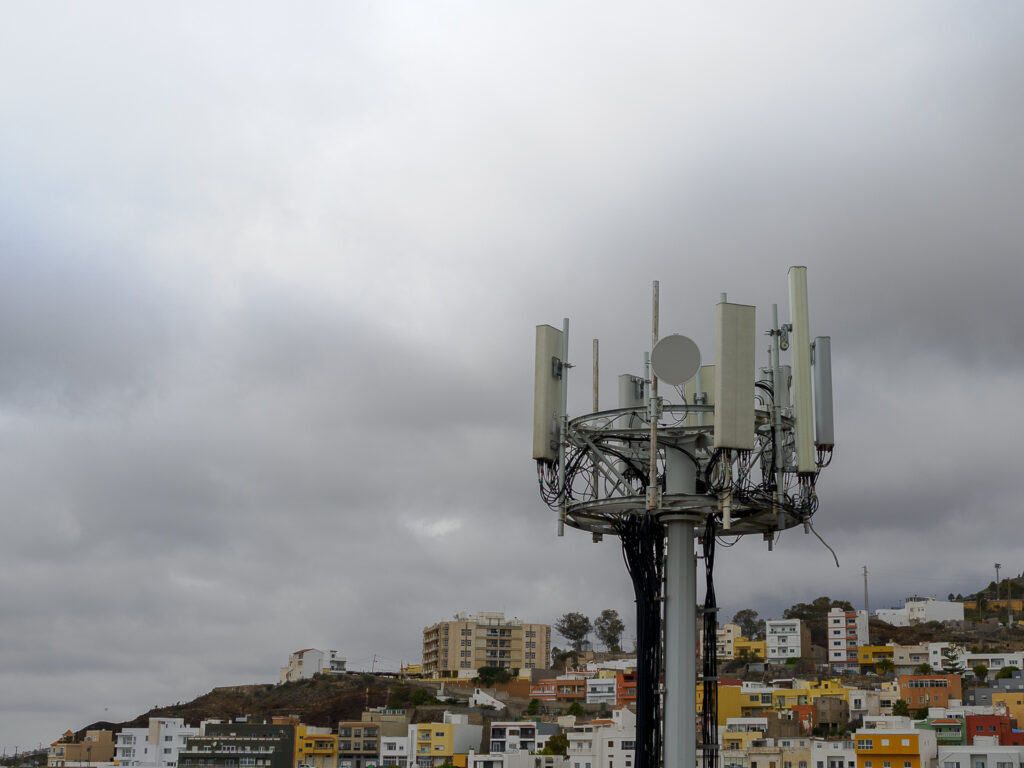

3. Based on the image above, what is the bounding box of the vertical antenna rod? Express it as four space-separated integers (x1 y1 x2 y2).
557 317 569 536
648 281 659 510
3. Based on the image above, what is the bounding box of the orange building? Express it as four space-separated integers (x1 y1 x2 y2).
528 677 586 702
854 729 937 768
896 674 962 710
616 672 637 707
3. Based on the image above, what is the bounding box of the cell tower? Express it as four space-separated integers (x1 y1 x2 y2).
533 267 835 768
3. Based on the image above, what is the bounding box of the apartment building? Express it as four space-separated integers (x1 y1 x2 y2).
586 677 617 706
336 722 379 768
766 620 811 664
295 726 337 768
469 755 567 768
565 708 637 768
938 744 1024 768
421 613 550 677
853 726 937 768
280 649 346 683
487 721 559 753
828 609 869 674
716 624 743 661
530 676 587 703
896 675 963 711
115 718 200 768
178 723 296 768
408 712 482 768
49 731 115 767
812 738 857 768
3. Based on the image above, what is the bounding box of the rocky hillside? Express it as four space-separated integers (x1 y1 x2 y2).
80 674 433 735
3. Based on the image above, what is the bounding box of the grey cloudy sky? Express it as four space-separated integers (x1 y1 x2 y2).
3 0 1024 754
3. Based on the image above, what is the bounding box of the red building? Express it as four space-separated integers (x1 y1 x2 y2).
965 715 1024 745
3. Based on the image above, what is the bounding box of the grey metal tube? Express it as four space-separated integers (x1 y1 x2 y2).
663 446 697 768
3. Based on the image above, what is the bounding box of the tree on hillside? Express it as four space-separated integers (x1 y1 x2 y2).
915 663 933 674
555 612 592 651
996 665 1020 680
892 699 910 717
475 666 514 686
594 609 626 651
783 597 855 621
941 645 966 674
527 698 541 715
973 664 989 682
567 701 585 717
733 609 764 639
875 658 895 675
539 733 568 756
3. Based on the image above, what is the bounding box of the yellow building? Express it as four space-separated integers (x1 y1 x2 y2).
859 646 895 673
993 691 1024 725
412 715 482 767
294 726 337 768
853 729 936 768
734 639 767 661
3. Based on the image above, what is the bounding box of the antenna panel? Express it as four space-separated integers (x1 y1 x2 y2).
788 266 814 473
813 336 834 449
714 303 755 449
533 324 564 462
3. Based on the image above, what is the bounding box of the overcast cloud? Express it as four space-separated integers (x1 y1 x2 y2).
2 0 1024 754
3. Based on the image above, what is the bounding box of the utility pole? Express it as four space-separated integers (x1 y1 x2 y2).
863 565 870 640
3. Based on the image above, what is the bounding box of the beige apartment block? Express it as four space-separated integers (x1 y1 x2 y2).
422 612 551 678
48 731 115 767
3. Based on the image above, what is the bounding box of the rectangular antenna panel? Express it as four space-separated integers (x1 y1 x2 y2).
683 365 716 427
533 324 564 462
714 303 755 449
813 336 834 449
788 266 815 473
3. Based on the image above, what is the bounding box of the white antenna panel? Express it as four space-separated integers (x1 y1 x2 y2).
533 324 564 462
788 266 815 473
714 303 755 450
813 336 834 450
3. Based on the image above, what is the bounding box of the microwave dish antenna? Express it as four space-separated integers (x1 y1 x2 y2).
650 333 701 385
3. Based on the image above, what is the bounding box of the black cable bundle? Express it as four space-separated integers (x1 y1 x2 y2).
617 514 665 768
700 521 719 768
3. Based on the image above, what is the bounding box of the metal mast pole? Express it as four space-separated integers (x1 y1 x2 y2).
656 278 697 768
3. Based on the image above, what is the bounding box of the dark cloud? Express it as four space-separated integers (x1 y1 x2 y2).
1 0 1023 754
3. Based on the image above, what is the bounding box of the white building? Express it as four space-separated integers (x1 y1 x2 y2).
828 609 868 673
469 688 507 711
766 620 809 664
876 598 964 627
114 719 199 768
928 643 1024 677
280 648 346 683
887 644 931 675
938 743 1024 768
586 677 617 706
470 755 568 768
811 738 856 768
566 709 637 768
487 722 560 754
380 735 409 768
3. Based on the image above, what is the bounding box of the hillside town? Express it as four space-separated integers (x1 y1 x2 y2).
22 594 1024 768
